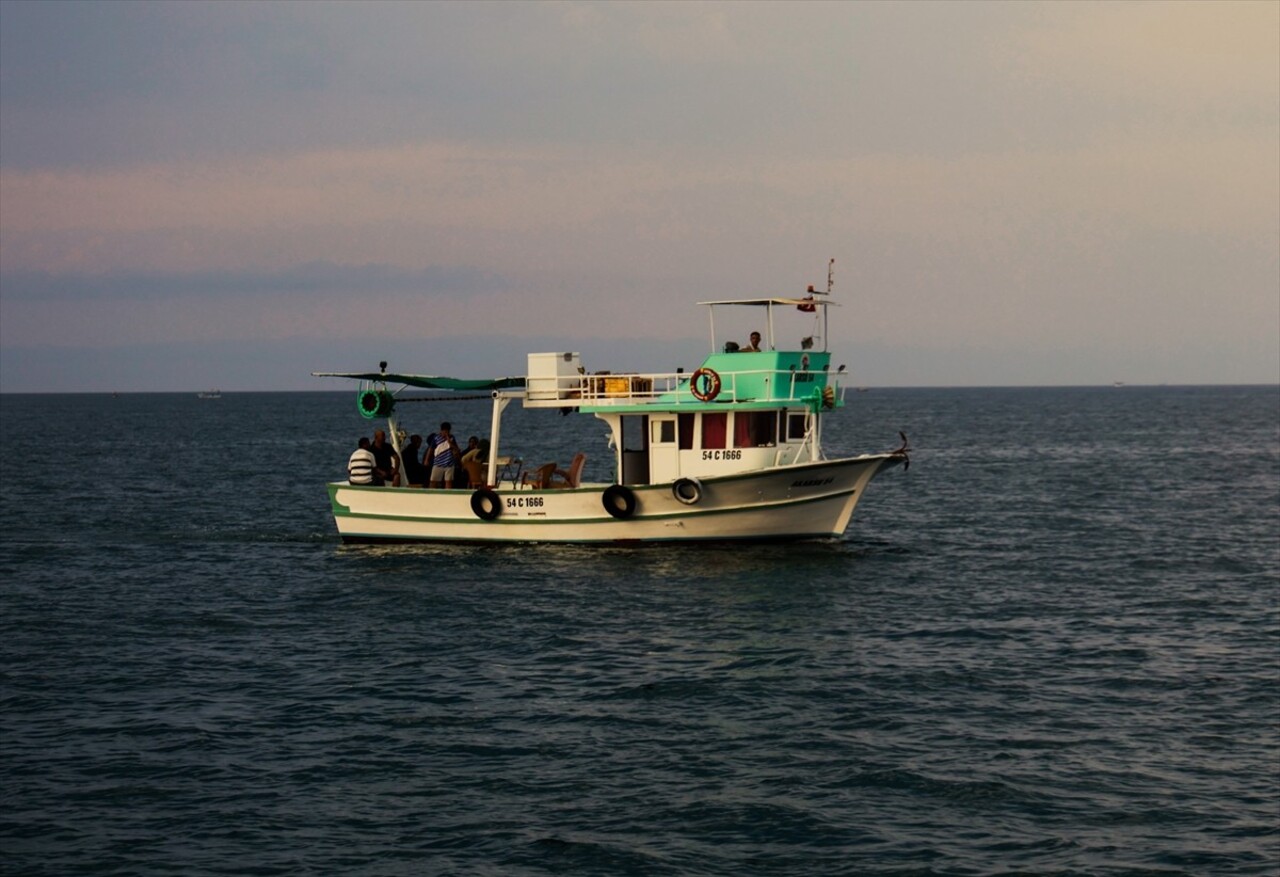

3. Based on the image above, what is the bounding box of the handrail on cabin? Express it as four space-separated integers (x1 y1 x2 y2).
537 367 837 405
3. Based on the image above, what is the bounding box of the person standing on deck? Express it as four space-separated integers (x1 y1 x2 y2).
428 422 462 488
401 434 427 485
370 429 400 486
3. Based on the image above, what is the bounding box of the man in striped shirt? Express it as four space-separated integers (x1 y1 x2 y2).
428 421 462 488
347 437 376 485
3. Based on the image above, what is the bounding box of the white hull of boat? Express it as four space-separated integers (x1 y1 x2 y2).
328 454 902 544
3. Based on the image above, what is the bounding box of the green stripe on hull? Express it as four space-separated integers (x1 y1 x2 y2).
329 487 856 526
335 531 843 545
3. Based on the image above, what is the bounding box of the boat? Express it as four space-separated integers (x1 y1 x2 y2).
197 389 222 399
314 267 908 544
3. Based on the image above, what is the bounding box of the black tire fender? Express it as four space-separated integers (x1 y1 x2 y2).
470 488 502 521
672 477 702 505
602 484 637 519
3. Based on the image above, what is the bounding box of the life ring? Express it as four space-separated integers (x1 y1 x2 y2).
690 368 721 402
602 484 637 519
822 385 835 409
357 388 394 419
672 477 702 505
470 488 502 521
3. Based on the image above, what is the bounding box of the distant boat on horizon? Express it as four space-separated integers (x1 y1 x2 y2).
197 390 222 399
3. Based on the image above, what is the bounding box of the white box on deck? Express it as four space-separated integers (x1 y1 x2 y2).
526 352 581 403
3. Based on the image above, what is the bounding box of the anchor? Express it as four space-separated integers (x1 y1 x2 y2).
891 431 912 470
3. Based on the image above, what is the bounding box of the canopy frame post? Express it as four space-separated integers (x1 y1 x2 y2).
486 392 515 487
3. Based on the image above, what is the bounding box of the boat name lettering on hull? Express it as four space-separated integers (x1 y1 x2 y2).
791 477 835 488
701 450 743 461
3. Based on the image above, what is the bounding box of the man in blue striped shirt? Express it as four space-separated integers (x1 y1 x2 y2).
428 421 462 488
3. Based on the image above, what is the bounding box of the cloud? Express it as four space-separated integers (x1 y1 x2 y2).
1005 1 1278 112
0 262 503 301
0 331 720 393
0 1 1275 391
4 2 1274 169
0 2 809 170
2 129 1275 357
0 143 682 273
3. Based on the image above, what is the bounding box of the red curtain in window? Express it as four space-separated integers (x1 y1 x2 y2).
678 413 695 450
702 413 726 449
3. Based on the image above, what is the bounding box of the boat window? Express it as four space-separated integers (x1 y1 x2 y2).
787 413 807 441
678 413 695 450
702 413 727 449
652 419 675 444
622 415 648 451
734 411 777 448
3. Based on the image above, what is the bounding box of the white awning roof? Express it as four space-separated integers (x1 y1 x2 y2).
696 297 839 307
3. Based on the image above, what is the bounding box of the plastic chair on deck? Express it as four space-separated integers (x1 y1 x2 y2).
460 458 486 488
548 453 586 489
521 462 557 489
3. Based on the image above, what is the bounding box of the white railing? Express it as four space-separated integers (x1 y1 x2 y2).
522 368 839 408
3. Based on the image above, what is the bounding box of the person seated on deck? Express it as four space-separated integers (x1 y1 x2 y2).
348 437 376 485
370 429 400 486
427 421 463 488
459 435 481 464
741 331 763 352
401 434 427 486
460 455 486 489
457 436 489 488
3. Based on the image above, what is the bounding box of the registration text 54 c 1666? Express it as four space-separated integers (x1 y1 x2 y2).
701 450 742 461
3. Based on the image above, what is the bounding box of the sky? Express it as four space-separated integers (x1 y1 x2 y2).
1 0 1276 392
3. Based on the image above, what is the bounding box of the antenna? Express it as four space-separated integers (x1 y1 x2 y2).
808 258 835 297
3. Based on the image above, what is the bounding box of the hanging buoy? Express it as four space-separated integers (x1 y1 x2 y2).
357 388 394 419
690 368 721 402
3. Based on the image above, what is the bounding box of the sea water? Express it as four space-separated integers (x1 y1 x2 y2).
1 386 1276 875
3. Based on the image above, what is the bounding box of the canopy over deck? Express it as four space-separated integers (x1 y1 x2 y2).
696 297 839 308
312 371 525 391
696 295 838 353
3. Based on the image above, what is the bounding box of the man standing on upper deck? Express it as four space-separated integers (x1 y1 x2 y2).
742 331 763 352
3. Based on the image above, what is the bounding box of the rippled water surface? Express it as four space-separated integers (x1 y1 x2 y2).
2 386 1277 875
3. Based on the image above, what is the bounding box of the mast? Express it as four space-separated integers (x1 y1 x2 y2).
823 258 833 352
